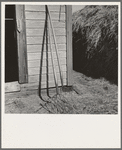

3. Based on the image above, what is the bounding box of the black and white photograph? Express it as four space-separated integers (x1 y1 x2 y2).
4 3 119 114
1 1 121 148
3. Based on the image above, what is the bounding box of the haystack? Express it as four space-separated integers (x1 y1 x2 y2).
73 5 118 84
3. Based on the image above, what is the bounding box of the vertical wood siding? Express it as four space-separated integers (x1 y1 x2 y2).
16 5 28 84
66 6 73 86
24 5 67 89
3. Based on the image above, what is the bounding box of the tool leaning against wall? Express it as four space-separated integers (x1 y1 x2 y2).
38 5 68 103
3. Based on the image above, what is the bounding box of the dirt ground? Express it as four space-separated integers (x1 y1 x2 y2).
5 71 118 114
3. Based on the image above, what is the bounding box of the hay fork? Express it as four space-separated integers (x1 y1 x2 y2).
46 5 64 89
39 5 64 102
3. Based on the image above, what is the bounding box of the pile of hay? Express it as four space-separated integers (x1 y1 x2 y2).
73 5 118 84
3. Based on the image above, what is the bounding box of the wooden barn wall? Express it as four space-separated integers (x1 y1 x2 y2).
22 5 67 90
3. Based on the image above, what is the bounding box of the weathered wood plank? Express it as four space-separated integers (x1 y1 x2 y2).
27 36 66 44
25 11 45 20
28 58 66 68
25 5 65 12
26 20 65 28
26 28 66 36
5 81 20 93
16 5 28 83
28 65 67 75
66 6 73 86
27 51 66 60
25 12 65 20
21 79 67 90
28 72 66 83
25 5 45 11
21 82 39 90
27 44 66 52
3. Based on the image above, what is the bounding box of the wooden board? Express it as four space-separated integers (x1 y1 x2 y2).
66 6 73 86
25 12 65 20
28 72 67 83
16 5 28 83
5 81 20 93
27 36 66 44
28 65 67 75
25 5 65 12
26 20 65 28
27 51 66 60
28 58 66 68
26 28 66 36
27 44 66 52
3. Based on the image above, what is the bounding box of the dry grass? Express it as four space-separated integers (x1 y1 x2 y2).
5 71 118 114
5 71 117 114
73 5 118 84
39 71 118 114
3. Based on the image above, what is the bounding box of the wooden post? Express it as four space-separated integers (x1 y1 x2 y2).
15 5 28 84
66 5 73 86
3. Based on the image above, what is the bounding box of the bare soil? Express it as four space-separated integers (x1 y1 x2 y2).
5 71 118 114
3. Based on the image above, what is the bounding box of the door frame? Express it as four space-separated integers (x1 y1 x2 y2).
5 5 28 93
66 5 73 86
15 5 28 84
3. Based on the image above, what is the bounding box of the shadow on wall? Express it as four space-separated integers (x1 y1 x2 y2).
72 5 118 85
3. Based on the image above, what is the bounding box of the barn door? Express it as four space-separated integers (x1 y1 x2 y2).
5 5 20 93
5 5 28 93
